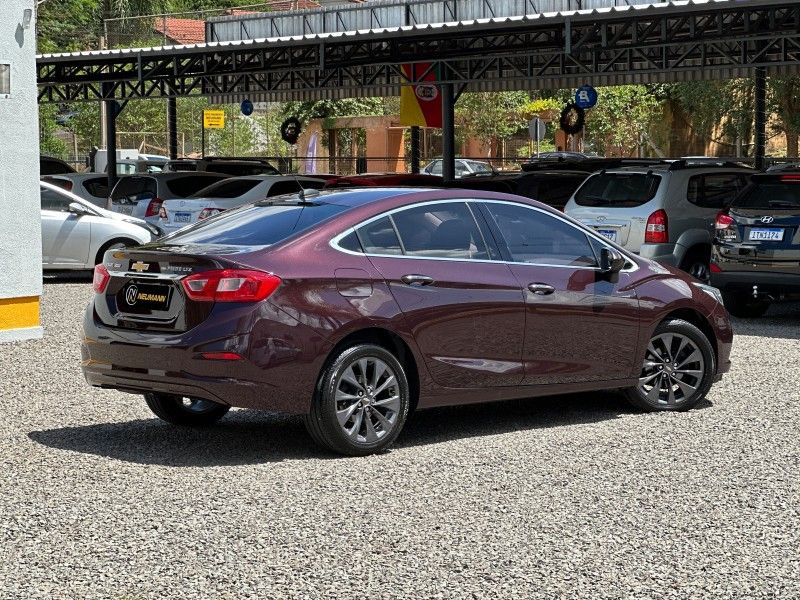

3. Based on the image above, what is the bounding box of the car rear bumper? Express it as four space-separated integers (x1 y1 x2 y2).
80 301 324 414
710 260 800 296
638 243 679 266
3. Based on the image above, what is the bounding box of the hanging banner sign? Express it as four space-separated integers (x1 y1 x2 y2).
400 63 443 129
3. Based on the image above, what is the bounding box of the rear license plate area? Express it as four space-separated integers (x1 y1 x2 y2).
174 212 191 223
117 281 172 314
595 228 618 243
748 228 784 241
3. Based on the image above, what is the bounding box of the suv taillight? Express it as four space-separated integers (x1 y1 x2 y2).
198 207 224 220
181 269 281 303
715 211 738 242
93 264 110 294
145 197 163 218
645 209 668 244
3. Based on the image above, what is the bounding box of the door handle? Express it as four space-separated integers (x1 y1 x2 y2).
401 274 435 287
528 283 555 295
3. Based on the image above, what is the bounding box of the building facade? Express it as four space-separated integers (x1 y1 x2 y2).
0 0 42 342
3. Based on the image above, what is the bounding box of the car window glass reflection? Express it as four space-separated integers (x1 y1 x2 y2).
391 202 490 260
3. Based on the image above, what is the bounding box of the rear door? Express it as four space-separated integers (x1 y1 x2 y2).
479 200 640 385
40 186 91 267
356 200 526 388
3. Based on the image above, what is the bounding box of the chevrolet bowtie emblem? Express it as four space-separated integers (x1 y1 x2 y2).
131 261 150 273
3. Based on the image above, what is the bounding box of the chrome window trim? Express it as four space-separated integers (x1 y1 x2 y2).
329 198 639 272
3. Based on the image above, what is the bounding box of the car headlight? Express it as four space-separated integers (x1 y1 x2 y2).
692 282 724 305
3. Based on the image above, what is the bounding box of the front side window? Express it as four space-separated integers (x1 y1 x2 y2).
484 202 598 267
41 187 72 212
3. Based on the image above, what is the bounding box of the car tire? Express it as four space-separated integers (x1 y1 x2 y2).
304 344 410 456
144 392 230 426
95 238 138 266
722 292 770 318
624 318 716 412
679 247 711 284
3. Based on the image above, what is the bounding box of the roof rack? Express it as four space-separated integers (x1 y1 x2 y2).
521 157 661 173
666 159 754 171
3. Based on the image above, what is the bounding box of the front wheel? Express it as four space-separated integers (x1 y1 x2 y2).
722 292 770 318
624 319 715 412
144 393 230 426
304 344 410 456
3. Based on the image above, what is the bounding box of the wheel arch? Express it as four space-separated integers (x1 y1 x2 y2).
659 308 718 365
94 237 141 265
322 327 421 412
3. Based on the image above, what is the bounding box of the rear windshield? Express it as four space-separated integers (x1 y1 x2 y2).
161 202 349 246
574 173 661 207
733 180 800 209
166 175 227 197
111 177 157 201
191 178 262 199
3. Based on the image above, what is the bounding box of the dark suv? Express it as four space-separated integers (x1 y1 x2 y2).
164 157 279 176
449 170 591 211
711 171 800 317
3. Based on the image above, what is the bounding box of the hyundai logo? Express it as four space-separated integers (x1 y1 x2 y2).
760 215 774 224
125 285 138 306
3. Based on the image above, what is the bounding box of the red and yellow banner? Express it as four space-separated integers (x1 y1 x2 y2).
400 63 442 128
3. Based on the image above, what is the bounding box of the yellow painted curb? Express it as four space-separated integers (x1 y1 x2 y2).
0 296 40 331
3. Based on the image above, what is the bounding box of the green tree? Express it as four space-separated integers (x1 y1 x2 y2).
455 91 529 155
584 85 661 156
769 77 800 157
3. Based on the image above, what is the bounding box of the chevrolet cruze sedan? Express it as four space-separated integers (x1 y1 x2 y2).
82 188 732 456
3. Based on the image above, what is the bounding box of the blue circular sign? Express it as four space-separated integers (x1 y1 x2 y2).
240 99 254 116
575 85 598 109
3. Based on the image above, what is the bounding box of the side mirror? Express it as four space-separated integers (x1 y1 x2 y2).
68 202 92 216
600 247 626 274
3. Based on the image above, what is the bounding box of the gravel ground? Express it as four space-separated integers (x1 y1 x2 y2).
1 279 799 599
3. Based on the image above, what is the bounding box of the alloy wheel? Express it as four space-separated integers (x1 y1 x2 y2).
638 333 705 406
335 356 401 444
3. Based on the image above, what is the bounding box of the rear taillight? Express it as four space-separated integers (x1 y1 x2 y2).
145 197 163 218
93 264 110 294
181 269 281 303
715 211 738 242
198 208 224 220
710 262 722 273
780 174 800 181
645 209 668 244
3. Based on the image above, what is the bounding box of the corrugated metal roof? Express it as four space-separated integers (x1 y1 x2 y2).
38 0 753 60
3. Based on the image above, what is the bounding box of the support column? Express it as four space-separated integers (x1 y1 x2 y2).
754 66 767 170
410 126 421 174
104 98 118 203
441 83 455 181
167 97 178 160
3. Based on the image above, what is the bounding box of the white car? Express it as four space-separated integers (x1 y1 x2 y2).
41 181 156 270
422 158 496 178
157 175 326 233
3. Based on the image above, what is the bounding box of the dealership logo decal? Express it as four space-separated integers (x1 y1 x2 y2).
760 216 774 224
131 261 150 272
125 285 139 306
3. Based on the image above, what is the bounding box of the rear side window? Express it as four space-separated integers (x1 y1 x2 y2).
191 179 261 199
83 178 109 199
484 202 598 267
687 173 748 208
166 176 227 197
733 179 800 209
356 217 403 255
574 173 661 207
390 202 490 260
111 177 157 202
164 202 350 246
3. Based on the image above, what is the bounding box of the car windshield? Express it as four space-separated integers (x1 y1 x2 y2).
733 180 800 209
161 202 350 246
574 173 661 207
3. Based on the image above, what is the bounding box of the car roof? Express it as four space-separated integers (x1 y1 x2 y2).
303 187 428 207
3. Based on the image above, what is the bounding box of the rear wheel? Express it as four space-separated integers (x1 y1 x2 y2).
722 292 770 318
624 319 715 412
680 247 711 284
144 392 230 426
304 344 410 456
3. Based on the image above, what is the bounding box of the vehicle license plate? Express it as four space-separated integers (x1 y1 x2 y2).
118 282 171 313
174 212 191 223
116 205 133 216
596 228 617 243
748 228 783 241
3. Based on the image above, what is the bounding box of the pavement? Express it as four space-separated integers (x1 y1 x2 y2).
1 278 799 599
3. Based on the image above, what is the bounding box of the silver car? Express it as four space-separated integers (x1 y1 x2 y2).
157 175 326 234
41 181 155 270
564 160 754 282
423 158 495 178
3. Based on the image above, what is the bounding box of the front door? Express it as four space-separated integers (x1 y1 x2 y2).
355 201 525 388
479 201 640 385
40 187 91 267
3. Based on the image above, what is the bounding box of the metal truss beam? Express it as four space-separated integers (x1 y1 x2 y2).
38 1 800 103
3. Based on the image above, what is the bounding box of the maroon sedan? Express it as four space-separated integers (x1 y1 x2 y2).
83 187 732 456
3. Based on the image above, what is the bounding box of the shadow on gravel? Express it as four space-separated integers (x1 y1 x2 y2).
730 302 800 340
43 271 93 284
26 391 683 465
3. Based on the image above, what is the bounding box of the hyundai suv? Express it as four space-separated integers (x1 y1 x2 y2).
564 160 754 281
711 171 800 317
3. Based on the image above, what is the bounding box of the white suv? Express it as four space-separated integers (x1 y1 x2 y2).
564 160 754 282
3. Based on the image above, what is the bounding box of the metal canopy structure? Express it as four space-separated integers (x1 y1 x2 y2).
37 0 800 104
